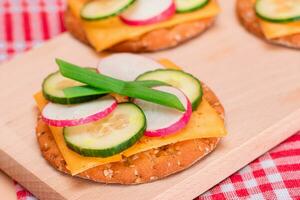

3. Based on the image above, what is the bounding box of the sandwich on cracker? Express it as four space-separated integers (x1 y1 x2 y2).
237 0 300 49
35 53 227 184
65 0 220 52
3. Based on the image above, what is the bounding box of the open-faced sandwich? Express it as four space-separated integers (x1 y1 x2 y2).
237 0 300 49
34 53 227 184
65 0 220 52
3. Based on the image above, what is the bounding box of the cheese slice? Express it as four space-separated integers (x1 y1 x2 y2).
67 0 220 51
252 0 300 39
34 60 227 175
123 99 226 157
259 20 300 39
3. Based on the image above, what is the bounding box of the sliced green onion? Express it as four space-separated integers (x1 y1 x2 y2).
63 80 168 99
64 85 108 98
131 80 170 87
56 59 185 111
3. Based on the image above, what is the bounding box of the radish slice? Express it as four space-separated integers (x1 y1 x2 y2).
42 95 117 127
98 53 163 81
134 86 192 137
120 0 176 26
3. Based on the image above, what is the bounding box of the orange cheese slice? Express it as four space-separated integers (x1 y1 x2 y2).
67 0 220 51
34 60 227 175
123 99 226 157
259 20 300 39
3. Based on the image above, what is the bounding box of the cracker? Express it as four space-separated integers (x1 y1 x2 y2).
36 83 224 184
236 0 300 49
64 9 215 52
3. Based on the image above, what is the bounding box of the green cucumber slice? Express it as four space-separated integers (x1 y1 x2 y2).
256 0 300 23
136 69 202 111
42 69 105 104
175 0 209 13
64 103 146 157
81 0 135 21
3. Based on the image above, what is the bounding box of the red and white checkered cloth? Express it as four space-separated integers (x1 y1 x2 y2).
1 1 299 199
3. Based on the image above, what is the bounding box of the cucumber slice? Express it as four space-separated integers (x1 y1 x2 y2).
81 0 135 21
64 103 146 157
175 0 209 13
136 69 202 111
256 0 300 23
42 69 104 104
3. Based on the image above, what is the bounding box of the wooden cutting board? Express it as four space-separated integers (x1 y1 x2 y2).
0 0 300 199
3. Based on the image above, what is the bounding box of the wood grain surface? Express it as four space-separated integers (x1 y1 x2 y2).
0 0 300 200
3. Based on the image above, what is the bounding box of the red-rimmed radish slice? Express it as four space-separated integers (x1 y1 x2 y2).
42 95 117 127
98 53 163 81
120 0 176 26
134 86 192 137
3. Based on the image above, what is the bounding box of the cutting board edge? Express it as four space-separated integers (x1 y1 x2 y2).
0 148 65 200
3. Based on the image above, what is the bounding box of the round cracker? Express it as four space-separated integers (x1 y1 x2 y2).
36 83 224 184
64 9 215 52
236 0 300 49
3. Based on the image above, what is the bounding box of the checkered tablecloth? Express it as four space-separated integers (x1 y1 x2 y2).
1 1 300 199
